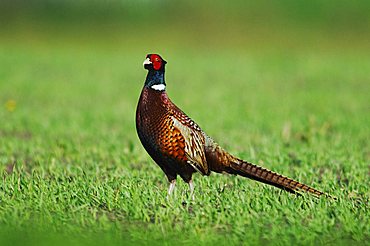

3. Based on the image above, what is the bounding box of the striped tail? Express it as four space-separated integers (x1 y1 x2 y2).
205 140 333 198
230 159 328 198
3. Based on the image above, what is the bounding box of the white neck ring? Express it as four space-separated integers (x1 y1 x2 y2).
151 84 166 91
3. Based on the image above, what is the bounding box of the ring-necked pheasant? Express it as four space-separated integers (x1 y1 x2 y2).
136 54 329 199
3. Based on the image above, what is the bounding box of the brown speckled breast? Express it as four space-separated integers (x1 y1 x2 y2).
136 87 196 181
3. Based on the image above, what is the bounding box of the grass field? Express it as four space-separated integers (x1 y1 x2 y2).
1 1 369 245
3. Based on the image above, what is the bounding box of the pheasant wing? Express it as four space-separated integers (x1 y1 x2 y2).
171 115 209 175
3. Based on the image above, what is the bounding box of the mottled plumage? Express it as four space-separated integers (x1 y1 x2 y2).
136 54 330 199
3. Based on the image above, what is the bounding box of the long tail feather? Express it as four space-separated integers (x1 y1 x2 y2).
205 141 332 198
230 159 326 197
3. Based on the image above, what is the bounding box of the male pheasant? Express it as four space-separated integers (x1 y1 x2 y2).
136 54 328 199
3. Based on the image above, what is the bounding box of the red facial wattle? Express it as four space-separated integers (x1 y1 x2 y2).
150 54 162 70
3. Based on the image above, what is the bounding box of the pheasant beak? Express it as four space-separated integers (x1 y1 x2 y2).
143 58 152 66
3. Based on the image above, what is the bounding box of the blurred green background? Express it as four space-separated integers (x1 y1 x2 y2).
2 0 370 51
0 1 369 245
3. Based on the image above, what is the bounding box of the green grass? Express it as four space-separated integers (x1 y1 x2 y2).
0 1 369 244
0 44 368 245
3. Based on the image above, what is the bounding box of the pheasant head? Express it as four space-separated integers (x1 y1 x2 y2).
143 54 167 91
